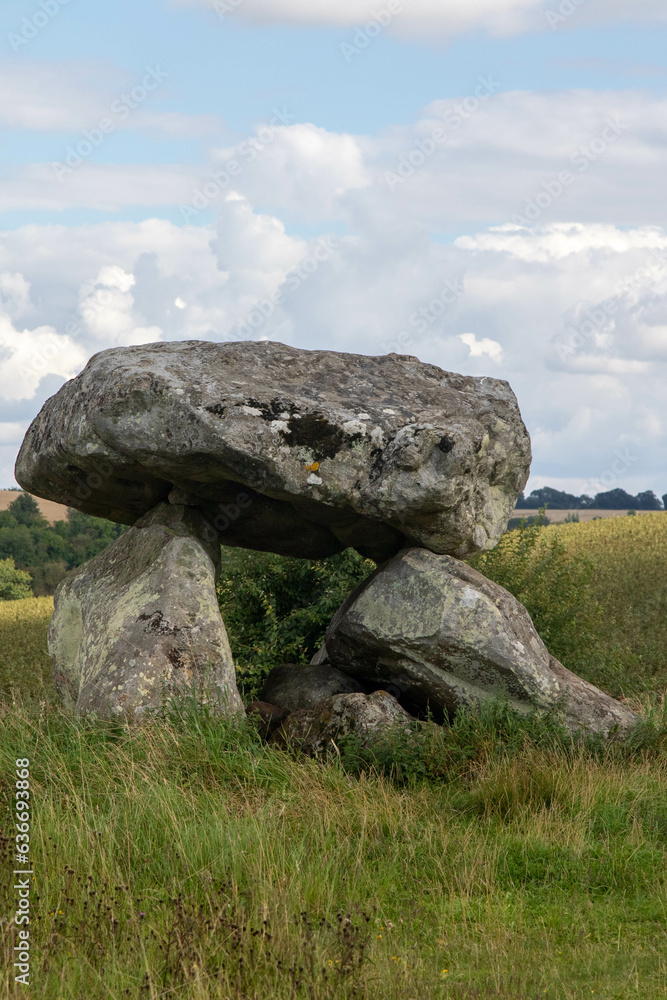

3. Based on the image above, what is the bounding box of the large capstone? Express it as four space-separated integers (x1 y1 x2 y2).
48 503 243 719
322 548 637 736
15 341 531 561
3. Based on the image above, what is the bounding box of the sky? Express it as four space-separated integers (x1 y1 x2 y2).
1 0 667 500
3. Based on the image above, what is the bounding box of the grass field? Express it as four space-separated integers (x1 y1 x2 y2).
0 515 666 999
471 512 667 701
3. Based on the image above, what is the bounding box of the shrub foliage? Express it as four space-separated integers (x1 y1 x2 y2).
217 547 375 701
0 493 125 595
0 556 33 600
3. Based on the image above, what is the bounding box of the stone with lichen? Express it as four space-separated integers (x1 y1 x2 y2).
322 547 637 736
15 340 531 562
48 503 243 720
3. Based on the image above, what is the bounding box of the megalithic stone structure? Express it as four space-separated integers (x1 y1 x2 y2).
16 340 634 734
15 340 532 562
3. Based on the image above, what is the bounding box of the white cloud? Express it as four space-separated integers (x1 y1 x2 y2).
4 88 666 240
0 272 32 316
459 332 503 362
175 0 667 39
0 62 223 136
455 223 667 262
0 164 201 213
211 123 371 221
0 423 27 445
79 266 163 346
1 214 666 494
0 270 88 404
0 314 87 402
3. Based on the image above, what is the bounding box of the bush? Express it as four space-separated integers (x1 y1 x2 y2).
0 557 33 600
468 511 603 666
217 547 375 701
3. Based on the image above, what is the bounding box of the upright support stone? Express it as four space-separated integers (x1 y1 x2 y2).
48 503 243 719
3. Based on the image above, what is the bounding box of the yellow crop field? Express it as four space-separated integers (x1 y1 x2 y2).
547 512 667 695
0 595 54 701
471 510 667 700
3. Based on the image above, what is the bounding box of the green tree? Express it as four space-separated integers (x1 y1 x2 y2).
0 495 126 595
8 492 47 527
0 557 33 600
217 547 375 701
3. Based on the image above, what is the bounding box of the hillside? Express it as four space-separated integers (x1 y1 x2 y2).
0 489 69 524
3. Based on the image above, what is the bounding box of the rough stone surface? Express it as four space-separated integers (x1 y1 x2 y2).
271 691 413 755
246 701 288 738
16 340 531 561
323 548 637 735
261 662 365 712
48 503 243 719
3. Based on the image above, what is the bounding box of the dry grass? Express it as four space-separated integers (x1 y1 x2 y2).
0 596 54 701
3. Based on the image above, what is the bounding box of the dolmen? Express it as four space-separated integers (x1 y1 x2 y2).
16 340 635 734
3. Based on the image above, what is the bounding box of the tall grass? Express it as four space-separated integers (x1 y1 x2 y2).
1 701 666 999
1 514 666 997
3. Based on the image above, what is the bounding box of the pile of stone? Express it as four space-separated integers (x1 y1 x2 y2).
16 340 635 736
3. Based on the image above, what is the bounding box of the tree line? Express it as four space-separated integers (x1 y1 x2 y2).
517 487 665 511
0 493 125 599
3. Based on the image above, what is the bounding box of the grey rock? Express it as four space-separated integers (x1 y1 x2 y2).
261 662 364 712
246 700 289 738
48 502 243 719
324 548 637 736
310 643 330 666
272 690 413 755
16 340 531 561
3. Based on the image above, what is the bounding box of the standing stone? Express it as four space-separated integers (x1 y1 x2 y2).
15 340 531 561
48 503 243 719
322 548 636 735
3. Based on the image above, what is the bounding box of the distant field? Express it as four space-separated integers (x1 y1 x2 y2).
0 489 69 523
514 507 664 522
0 595 54 700
544 512 667 697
